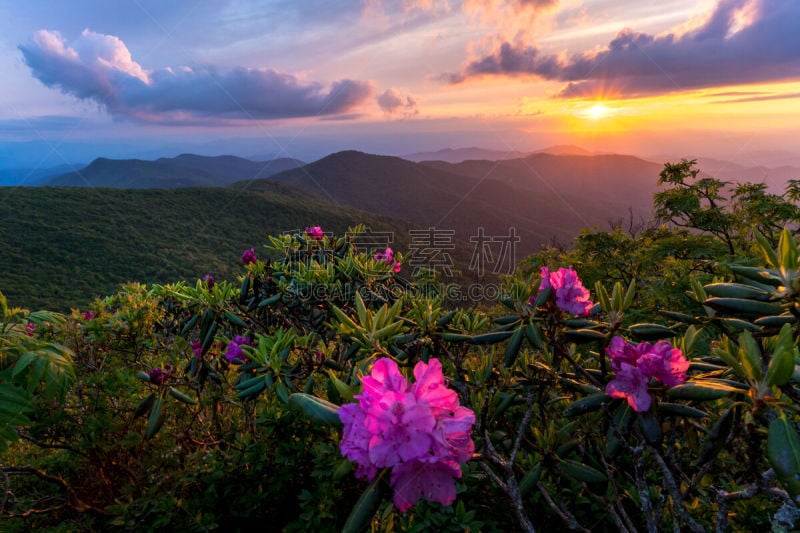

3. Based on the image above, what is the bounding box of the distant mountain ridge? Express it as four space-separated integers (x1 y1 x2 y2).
421 152 662 206
402 144 595 163
46 154 304 188
244 150 661 255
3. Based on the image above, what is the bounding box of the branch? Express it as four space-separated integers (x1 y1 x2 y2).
536 482 591 533
16 430 90 460
3 466 107 516
649 448 704 533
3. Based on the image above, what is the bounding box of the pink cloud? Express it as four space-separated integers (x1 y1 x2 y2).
20 29 374 123
447 0 800 98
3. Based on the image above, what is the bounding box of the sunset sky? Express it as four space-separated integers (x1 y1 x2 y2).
2 0 799 167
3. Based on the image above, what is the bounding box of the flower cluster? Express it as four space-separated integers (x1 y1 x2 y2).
190 341 203 357
305 226 324 239
241 248 257 265
149 364 173 385
339 357 475 511
224 335 254 363
25 322 35 337
374 247 401 273
81 311 94 320
201 274 215 289
605 336 690 412
533 266 593 316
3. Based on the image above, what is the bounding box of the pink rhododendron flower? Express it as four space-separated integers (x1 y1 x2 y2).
241 248 257 265
25 322 35 336
190 341 203 357
339 357 475 510
224 335 254 363
533 266 593 316
605 337 689 412
81 311 94 320
305 226 324 239
374 247 402 273
374 247 394 262
148 364 172 385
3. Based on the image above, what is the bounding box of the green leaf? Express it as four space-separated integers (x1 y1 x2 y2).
524 322 543 349
623 279 636 309
768 414 800 499
738 331 762 382
778 228 798 271
145 396 164 439
594 281 611 312
629 323 676 340
563 393 611 418
559 459 607 483
766 324 796 387
718 318 761 332
755 315 797 328
328 372 359 404
179 313 200 336
440 332 472 342
436 310 456 327
564 328 606 343
638 410 662 445
518 463 543 496
168 387 198 405
666 381 740 401
704 282 771 301
753 227 780 268
133 393 156 419
224 311 248 329
729 265 783 287
704 297 783 317
659 310 699 324
657 403 707 419
504 328 525 368
469 330 514 345
288 393 342 426
531 286 552 308
697 406 737 465
342 474 383 533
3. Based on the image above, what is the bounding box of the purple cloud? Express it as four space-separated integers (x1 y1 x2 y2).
449 0 800 98
377 89 419 117
19 29 374 123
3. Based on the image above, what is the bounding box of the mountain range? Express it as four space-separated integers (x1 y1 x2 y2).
46 154 304 188
246 150 657 255
3 146 798 309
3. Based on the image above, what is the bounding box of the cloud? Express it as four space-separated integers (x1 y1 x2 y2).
448 0 800 98
712 92 800 104
377 89 419 117
0 115 86 134
19 29 374 123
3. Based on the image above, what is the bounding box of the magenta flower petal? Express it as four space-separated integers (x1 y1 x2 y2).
412 358 458 416
305 226 324 239
607 336 640 371
637 341 689 387
606 362 652 412
533 266 594 316
390 459 462 511
241 248 257 265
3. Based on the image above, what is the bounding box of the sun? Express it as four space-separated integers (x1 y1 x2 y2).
581 103 612 120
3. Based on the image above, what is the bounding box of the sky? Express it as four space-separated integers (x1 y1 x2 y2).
2 0 800 168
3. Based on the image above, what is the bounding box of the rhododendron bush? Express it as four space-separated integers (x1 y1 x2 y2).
4 166 800 531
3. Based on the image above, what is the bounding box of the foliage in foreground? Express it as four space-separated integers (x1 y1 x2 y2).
3 161 800 531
